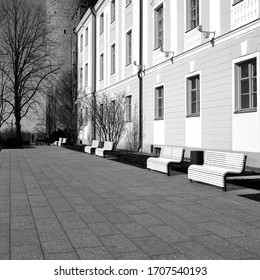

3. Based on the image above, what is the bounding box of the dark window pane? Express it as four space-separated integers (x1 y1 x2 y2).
241 94 250 109
241 63 249 78
253 93 257 108
253 78 257 92
191 102 196 114
241 79 249 94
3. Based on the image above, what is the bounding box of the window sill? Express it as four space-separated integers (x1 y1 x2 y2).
234 108 257 114
125 62 132 67
154 117 164 121
186 114 200 118
153 45 164 52
232 0 244 6
185 26 198 33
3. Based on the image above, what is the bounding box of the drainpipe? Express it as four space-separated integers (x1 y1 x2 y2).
72 27 78 144
90 7 97 140
138 0 143 151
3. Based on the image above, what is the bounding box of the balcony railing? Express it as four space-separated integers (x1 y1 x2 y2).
231 0 259 29
184 28 203 51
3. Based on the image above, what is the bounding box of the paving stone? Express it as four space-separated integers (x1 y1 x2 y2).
35 217 63 232
114 250 150 260
76 247 115 260
130 236 178 256
0 223 9 237
11 244 44 260
104 212 135 224
129 213 165 227
88 222 121 236
0 253 10 260
65 228 102 248
227 236 260 257
0 236 9 254
80 212 107 223
31 207 56 219
11 215 35 230
115 223 152 238
99 235 140 255
11 228 40 246
195 235 259 259
45 252 79 260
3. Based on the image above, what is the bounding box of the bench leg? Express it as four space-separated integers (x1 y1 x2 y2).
189 179 193 183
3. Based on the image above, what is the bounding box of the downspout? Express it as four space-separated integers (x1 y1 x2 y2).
138 0 143 151
90 7 97 140
73 27 78 144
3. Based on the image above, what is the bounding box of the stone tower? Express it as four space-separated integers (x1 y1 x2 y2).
46 0 82 73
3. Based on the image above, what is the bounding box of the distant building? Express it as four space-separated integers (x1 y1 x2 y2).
76 0 260 168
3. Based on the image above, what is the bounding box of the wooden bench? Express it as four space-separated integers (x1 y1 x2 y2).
95 141 114 158
61 138 67 146
147 146 185 176
84 140 100 154
57 138 63 146
188 150 247 191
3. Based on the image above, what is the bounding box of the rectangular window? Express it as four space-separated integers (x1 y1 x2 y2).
126 95 132 121
111 0 115 23
80 67 83 89
100 13 104 34
126 30 132 66
187 75 200 116
85 28 88 46
187 0 199 31
85 107 88 125
80 34 83 52
111 44 115 74
155 86 164 119
154 4 164 49
100 53 104 81
236 58 257 111
126 0 131 7
85 63 88 87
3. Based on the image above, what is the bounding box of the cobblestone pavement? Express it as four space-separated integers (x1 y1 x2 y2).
0 146 260 260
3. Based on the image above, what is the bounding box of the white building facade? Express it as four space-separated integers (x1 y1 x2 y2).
76 0 260 168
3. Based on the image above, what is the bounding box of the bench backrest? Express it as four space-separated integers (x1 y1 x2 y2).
103 141 114 151
92 140 99 148
58 138 62 144
62 138 67 143
205 150 246 172
160 146 184 161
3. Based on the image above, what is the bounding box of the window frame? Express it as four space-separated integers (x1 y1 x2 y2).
111 0 115 23
126 0 132 8
126 29 132 66
100 13 104 35
100 53 104 81
186 0 200 32
186 74 200 117
126 95 132 122
80 34 83 52
111 43 116 75
79 67 83 89
235 58 257 113
154 4 164 50
85 63 88 87
85 27 88 46
154 85 164 120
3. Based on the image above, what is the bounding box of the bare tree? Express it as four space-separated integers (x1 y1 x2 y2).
0 61 13 129
54 70 79 143
0 0 59 143
85 92 126 148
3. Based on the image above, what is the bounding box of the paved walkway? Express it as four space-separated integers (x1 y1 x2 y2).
0 146 260 260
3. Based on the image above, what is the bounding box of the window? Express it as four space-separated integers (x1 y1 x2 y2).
126 0 131 7
126 30 132 65
154 4 164 49
85 28 88 46
100 13 104 34
111 44 115 74
111 0 115 23
100 53 104 81
126 95 132 121
85 107 89 124
187 75 200 116
235 58 257 111
187 0 199 31
233 0 243 4
85 63 88 87
155 86 164 119
80 34 83 52
79 67 83 89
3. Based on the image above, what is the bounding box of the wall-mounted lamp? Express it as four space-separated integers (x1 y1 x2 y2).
160 47 174 63
197 25 216 47
134 61 146 77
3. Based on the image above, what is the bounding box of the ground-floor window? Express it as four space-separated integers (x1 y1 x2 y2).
187 74 200 116
235 58 257 112
154 85 164 120
126 95 132 121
